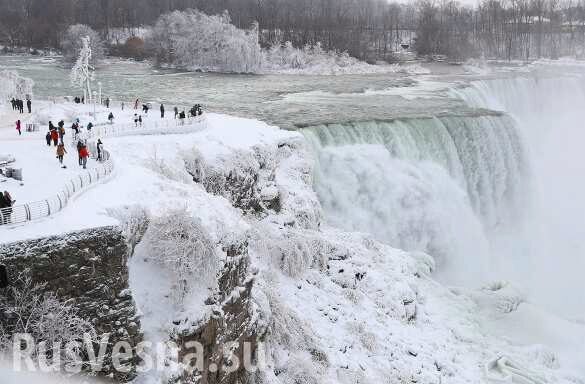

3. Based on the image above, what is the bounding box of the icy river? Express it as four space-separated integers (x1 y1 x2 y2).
2 55 585 374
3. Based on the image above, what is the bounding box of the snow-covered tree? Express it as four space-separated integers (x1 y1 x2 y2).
262 41 363 74
148 9 262 73
0 273 96 368
145 208 219 303
70 36 95 103
0 70 34 100
61 24 105 65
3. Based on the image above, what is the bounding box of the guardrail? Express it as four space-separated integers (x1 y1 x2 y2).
0 114 207 226
0 150 113 226
90 114 207 139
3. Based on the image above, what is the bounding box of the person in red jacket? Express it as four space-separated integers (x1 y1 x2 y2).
79 145 90 169
50 129 59 146
15 120 21 135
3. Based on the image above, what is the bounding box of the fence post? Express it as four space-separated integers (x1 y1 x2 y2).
46 199 51 215
25 204 31 221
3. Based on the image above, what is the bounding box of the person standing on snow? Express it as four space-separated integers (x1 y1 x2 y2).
45 131 52 146
174 106 179 119
77 140 84 165
56 143 67 166
79 144 89 169
0 191 14 225
108 112 114 124
15 120 21 136
97 139 104 161
50 129 59 146
26 99 31 113
160 104 165 118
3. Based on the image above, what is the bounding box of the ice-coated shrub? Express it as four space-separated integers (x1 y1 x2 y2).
145 208 219 302
250 224 333 278
183 148 269 213
0 273 96 367
0 70 34 100
105 205 150 252
148 10 262 73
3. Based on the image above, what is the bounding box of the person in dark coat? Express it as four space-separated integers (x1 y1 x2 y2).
160 104 165 118
15 120 21 135
97 139 104 161
49 121 55 131
174 106 179 119
26 99 31 113
108 112 114 124
45 131 52 146
77 140 84 165
1 191 14 225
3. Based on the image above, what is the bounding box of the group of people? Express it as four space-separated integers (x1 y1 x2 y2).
73 96 85 104
45 120 66 146
43 119 103 169
10 98 31 114
0 191 14 225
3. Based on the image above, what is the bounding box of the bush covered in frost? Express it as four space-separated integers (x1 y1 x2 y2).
148 9 262 73
144 208 219 302
0 273 96 367
0 70 34 100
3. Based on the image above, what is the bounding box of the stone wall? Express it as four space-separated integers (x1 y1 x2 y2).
0 226 143 382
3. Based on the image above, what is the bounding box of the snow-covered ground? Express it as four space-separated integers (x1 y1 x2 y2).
1 99 583 383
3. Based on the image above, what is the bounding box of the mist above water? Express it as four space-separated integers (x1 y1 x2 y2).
305 71 585 319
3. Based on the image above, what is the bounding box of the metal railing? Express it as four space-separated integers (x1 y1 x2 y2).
0 150 113 226
0 114 207 226
89 114 207 139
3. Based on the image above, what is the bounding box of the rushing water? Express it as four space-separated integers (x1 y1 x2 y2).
0 55 474 129
2 55 584 317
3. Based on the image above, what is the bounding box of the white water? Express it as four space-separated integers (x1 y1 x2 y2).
305 73 585 321
455 75 585 318
303 114 528 286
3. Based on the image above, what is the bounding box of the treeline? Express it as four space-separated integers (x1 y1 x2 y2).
0 0 413 61
1 0 585 61
417 0 585 60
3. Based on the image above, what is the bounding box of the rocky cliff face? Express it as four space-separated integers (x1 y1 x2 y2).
0 226 143 382
172 240 261 384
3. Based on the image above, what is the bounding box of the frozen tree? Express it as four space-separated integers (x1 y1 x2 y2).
148 9 262 73
61 24 105 65
0 273 96 369
70 36 95 103
145 208 219 303
0 70 34 100
262 42 364 74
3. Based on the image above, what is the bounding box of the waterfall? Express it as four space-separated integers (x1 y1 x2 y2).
302 114 528 286
454 75 585 317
